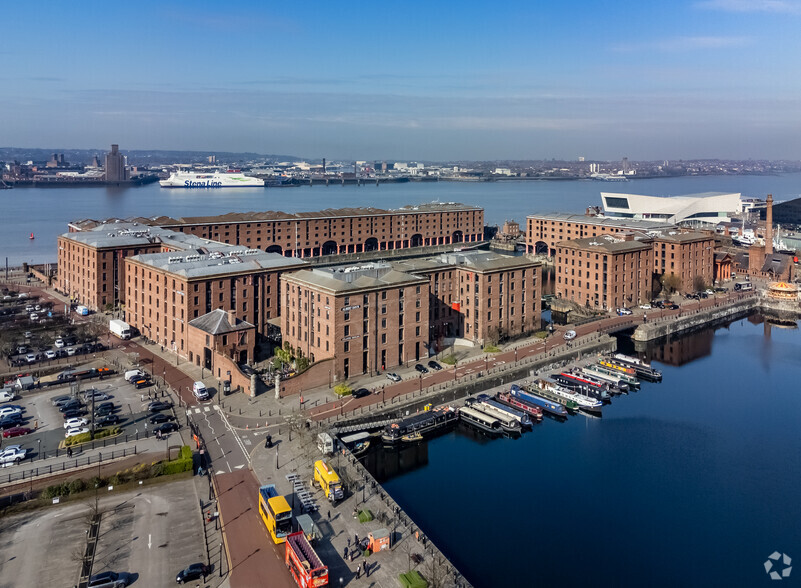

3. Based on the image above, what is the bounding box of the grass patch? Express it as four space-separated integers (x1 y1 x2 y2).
534 330 548 339
64 426 122 447
483 345 501 353
439 355 457 366
399 570 428 588
358 509 373 523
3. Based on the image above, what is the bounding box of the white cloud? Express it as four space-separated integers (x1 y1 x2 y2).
695 0 801 13
611 36 752 52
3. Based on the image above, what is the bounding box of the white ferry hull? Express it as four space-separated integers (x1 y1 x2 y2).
160 172 264 188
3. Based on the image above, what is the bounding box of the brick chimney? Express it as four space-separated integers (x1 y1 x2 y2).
765 194 773 255
227 309 237 327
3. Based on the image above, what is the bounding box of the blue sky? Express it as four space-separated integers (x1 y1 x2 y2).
3 0 801 160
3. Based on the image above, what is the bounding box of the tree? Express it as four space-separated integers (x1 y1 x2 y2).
660 273 682 299
693 275 707 292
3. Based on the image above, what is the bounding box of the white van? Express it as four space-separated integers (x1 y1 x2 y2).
192 381 209 400
0 389 16 403
125 369 145 382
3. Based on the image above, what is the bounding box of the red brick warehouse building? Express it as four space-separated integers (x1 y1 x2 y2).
156 202 485 258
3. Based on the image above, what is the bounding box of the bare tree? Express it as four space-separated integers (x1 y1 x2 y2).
422 552 450 588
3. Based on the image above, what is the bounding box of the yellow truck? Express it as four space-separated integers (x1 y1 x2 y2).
313 459 344 503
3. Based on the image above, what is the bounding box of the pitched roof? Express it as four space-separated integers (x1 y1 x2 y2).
188 309 254 335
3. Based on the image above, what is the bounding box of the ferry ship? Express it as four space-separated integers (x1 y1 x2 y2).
159 171 265 188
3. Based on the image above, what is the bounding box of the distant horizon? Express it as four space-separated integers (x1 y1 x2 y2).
4 1 801 159
2 145 800 165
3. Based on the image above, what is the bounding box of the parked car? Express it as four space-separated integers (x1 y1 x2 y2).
59 400 83 413
616 307 633 316
45 350 57 360
148 401 173 412
60 407 86 420
2 426 31 438
149 413 176 425
0 447 27 465
124 369 145 382
134 378 151 389
0 415 24 430
386 372 402 382
563 330 577 340
64 417 89 429
351 388 370 399
0 406 22 418
96 401 116 411
54 338 64 348
0 389 17 403
154 422 179 435
83 389 110 401
414 363 429 374
65 347 76 356
639 303 652 309
25 353 37 363
29 313 39 321
176 563 208 584
96 414 121 426
87 571 127 588
65 426 90 438
427 360 442 371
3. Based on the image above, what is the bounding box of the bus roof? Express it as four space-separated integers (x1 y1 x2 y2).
268 494 291 513
340 431 370 444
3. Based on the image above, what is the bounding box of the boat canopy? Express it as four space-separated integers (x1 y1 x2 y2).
340 431 371 445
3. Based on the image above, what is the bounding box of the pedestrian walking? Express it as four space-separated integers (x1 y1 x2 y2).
356 564 361 579
327 510 331 520
343 546 348 559
365 562 370 577
347 538 351 548
67 447 73 458
354 534 359 546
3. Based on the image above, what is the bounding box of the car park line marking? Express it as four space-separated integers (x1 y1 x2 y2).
216 470 225 475
203 407 210 412
148 534 152 549
234 464 245 470
194 408 201 414
213 405 220 410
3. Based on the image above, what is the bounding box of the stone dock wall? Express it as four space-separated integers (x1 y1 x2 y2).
633 297 758 342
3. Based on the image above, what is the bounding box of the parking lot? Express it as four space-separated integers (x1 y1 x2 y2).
0 477 209 588
1 372 182 465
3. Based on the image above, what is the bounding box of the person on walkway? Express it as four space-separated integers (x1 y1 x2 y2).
347 538 351 548
356 564 361 579
67 447 73 458
365 562 370 577
327 510 331 520
343 546 348 559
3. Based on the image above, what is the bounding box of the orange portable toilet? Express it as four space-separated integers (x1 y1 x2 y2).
368 528 391 552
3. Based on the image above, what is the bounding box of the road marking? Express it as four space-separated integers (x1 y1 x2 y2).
234 464 245 470
213 405 220 411
243 438 252 446
148 534 152 549
203 407 210 412
194 408 201 414
226 461 232 473
185 411 192 417
215 470 225 475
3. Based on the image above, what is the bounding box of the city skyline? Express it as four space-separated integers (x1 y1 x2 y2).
4 0 801 160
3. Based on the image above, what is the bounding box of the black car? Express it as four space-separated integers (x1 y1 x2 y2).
87 570 126 588
148 401 173 412
96 401 116 411
149 413 176 425
154 422 180 435
59 400 83 413
427 360 442 371
414 363 429 374
351 388 370 399
134 378 152 389
176 563 208 584
62 408 88 420
96 414 121 426
0 414 24 429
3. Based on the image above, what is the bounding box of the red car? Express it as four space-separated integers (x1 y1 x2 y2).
3 426 32 438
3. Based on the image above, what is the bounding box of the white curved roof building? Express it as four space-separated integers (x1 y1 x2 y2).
600 191 742 226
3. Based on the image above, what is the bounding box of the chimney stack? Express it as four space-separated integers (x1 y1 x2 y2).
227 309 237 327
765 194 773 255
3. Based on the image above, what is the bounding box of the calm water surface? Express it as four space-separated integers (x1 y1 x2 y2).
367 317 801 587
4 173 801 265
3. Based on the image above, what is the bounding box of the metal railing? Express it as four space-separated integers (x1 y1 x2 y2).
2 446 137 485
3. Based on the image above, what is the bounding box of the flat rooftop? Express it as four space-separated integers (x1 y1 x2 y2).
557 234 653 253
393 250 539 274
526 212 674 229
60 222 217 250
129 247 306 279
283 262 427 293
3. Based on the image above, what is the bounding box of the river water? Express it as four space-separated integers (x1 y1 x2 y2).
365 316 801 587
4 173 801 266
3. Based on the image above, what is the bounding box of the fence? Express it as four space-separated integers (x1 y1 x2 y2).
1 446 137 485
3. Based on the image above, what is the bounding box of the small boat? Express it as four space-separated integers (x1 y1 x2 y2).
496 391 544 422
351 440 370 456
459 405 503 435
29 233 34 240
584 363 640 389
401 432 423 443
465 397 522 433
340 431 371 456
509 384 568 418
535 379 603 414
611 353 663 382
381 405 458 444
476 394 533 427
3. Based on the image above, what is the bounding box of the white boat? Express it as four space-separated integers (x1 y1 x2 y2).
159 171 264 188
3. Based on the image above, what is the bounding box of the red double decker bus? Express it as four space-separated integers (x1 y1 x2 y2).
285 531 328 587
